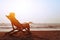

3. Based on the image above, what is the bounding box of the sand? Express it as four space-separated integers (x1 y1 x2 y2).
0 31 60 40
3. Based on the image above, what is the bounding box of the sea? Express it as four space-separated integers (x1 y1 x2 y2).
0 23 60 32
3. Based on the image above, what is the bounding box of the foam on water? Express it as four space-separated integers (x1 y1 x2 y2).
0 25 60 32
0 27 60 32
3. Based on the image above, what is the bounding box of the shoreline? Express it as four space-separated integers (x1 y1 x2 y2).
0 28 60 32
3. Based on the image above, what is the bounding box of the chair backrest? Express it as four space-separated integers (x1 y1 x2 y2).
6 15 23 27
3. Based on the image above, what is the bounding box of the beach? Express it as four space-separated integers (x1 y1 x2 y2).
0 31 60 40
0 24 60 40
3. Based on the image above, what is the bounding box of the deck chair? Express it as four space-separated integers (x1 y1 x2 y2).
5 13 30 35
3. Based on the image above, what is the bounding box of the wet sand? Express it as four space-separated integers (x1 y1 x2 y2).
0 31 60 40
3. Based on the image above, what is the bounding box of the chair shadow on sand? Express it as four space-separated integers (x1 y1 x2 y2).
3 12 49 40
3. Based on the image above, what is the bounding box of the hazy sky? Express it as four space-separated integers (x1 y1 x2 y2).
0 0 60 23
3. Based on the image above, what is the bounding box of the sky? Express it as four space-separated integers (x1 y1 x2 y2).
0 0 60 23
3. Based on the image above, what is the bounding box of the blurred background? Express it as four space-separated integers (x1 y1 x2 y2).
0 0 60 32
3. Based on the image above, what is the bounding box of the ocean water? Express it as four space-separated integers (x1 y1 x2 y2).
0 26 60 32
